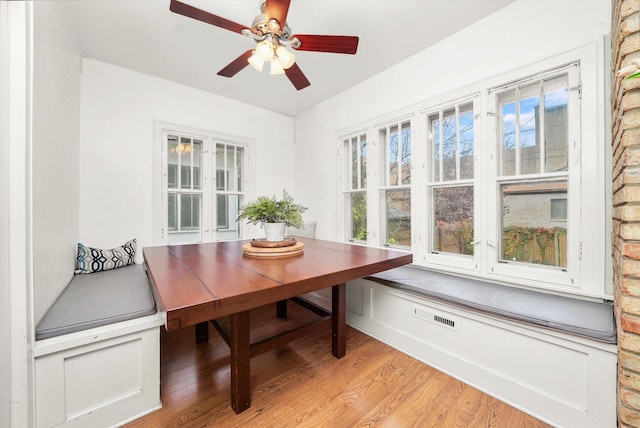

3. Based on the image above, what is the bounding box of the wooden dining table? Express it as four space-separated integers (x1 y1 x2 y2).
142 237 412 413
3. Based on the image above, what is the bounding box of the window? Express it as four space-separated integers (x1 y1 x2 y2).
155 124 253 245
342 133 367 242
337 44 607 297
495 70 573 269
215 143 244 236
380 120 411 247
167 135 203 243
427 101 475 257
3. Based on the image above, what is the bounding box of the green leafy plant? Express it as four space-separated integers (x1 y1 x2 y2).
236 190 307 228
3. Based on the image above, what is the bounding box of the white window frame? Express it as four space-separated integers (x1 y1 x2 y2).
421 94 481 272
153 122 255 245
335 41 609 299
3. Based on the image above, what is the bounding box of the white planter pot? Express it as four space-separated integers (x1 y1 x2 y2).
263 222 286 242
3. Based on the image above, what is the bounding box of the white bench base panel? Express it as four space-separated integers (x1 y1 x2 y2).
34 314 163 428
345 278 617 428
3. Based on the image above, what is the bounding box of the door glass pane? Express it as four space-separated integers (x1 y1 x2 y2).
433 186 474 255
500 179 567 268
386 189 411 246
350 193 367 241
544 75 569 173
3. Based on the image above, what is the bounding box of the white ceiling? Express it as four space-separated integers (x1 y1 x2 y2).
65 0 515 117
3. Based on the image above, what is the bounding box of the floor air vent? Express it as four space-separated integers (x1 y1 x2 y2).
414 307 456 329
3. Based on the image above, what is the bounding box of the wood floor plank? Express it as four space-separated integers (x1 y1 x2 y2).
125 303 551 428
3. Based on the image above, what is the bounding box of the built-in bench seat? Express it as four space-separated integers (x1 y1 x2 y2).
34 264 163 428
365 265 616 343
36 264 157 340
344 265 618 427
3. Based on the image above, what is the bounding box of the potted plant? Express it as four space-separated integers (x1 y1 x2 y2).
237 190 307 241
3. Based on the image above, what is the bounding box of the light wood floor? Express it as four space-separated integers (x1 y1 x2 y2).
125 302 550 428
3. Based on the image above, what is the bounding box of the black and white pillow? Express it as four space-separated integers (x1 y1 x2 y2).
75 239 136 274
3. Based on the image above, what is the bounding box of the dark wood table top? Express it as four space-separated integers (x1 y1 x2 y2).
143 238 413 330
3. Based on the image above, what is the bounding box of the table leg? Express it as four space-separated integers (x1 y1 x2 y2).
230 310 251 413
195 321 209 344
332 283 346 359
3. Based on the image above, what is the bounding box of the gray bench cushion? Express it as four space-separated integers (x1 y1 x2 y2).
366 265 616 344
36 264 156 340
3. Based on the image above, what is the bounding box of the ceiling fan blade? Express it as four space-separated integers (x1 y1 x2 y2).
285 63 311 90
264 0 291 30
217 50 254 78
292 35 359 54
170 0 247 35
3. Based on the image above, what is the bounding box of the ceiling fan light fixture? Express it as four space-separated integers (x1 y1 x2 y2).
270 58 285 75
256 40 274 62
275 45 295 69
248 51 264 72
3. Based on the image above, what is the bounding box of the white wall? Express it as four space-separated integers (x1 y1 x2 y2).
31 2 82 323
78 59 295 251
294 0 611 240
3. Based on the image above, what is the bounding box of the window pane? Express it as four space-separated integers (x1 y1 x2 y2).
401 122 411 185
168 135 178 189
432 118 441 181
501 98 516 176
236 146 244 192
216 144 226 190
459 105 474 180
501 180 567 268
387 126 399 185
519 86 540 175
544 76 569 173
167 192 177 231
217 194 240 230
192 139 202 190
350 193 367 241
386 189 411 246
360 136 367 189
442 110 456 181
180 137 192 189
351 138 358 189
180 194 200 230
433 186 474 255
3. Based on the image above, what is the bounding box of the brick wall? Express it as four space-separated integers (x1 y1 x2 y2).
612 0 640 426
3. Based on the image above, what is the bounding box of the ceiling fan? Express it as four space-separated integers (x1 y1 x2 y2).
169 0 359 90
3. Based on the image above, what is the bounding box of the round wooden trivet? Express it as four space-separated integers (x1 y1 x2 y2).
242 241 304 258
250 237 297 248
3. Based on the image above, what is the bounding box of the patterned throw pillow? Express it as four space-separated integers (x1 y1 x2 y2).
75 239 137 274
